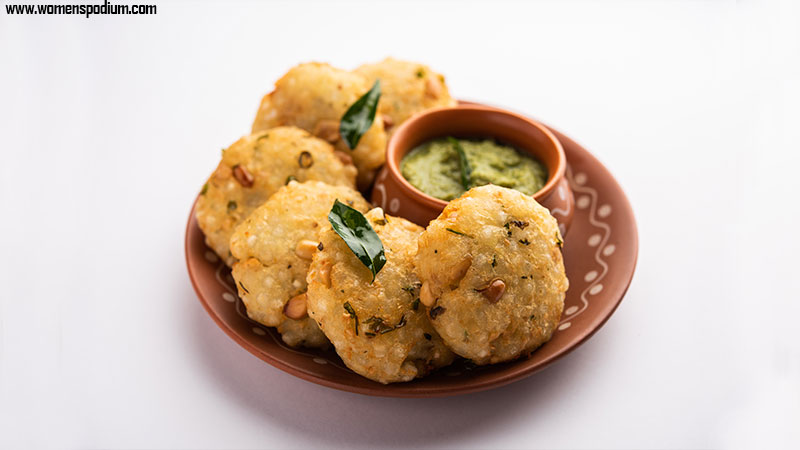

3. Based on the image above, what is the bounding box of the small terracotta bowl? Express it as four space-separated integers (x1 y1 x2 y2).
372 105 575 233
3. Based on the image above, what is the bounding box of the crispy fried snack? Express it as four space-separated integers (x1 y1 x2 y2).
195 126 356 265
230 181 370 348
416 185 568 364
307 208 454 383
252 63 387 189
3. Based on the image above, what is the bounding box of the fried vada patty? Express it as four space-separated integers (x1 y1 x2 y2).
355 58 457 135
415 185 568 365
307 208 454 383
195 126 357 266
229 181 370 348
251 62 387 189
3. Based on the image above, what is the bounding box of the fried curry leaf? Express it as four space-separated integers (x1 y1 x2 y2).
328 199 386 282
340 80 381 150
363 314 407 336
448 137 472 190
343 301 359 335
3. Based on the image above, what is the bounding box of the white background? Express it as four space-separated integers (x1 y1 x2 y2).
1 0 799 448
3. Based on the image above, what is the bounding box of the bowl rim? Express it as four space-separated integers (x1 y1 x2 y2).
384 104 567 209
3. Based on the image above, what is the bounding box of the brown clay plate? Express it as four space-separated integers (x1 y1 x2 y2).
185 125 638 397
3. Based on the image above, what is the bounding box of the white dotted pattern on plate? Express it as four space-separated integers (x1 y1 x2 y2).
558 166 615 330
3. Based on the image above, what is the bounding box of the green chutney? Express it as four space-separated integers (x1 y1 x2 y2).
400 137 548 201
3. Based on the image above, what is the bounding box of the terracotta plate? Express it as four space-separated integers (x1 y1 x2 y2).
185 126 638 397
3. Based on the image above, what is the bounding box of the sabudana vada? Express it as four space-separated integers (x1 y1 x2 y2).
415 185 568 365
195 126 357 266
251 62 387 189
229 181 370 348
355 58 457 135
307 208 454 383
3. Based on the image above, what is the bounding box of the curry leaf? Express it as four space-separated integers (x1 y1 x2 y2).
340 80 381 150
328 200 386 282
448 137 471 190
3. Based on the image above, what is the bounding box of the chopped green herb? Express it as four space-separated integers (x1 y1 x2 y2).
429 306 446 320
340 80 381 150
298 151 313 168
285 175 297 185
343 301 359 335
411 298 420 311
423 333 432 340
555 232 564 248
328 199 386 282
317 242 324 251
415 68 425 78
519 239 530 245
200 183 208 195
491 255 497 267
510 220 529 229
402 283 420 297
448 137 472 190
363 314 407 336
445 228 472 237
529 314 536 320
227 201 237 212
363 316 390 333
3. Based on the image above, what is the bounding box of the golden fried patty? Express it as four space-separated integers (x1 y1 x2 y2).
195 126 356 265
307 208 454 383
229 181 370 348
415 185 568 365
355 58 457 135
251 62 387 188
